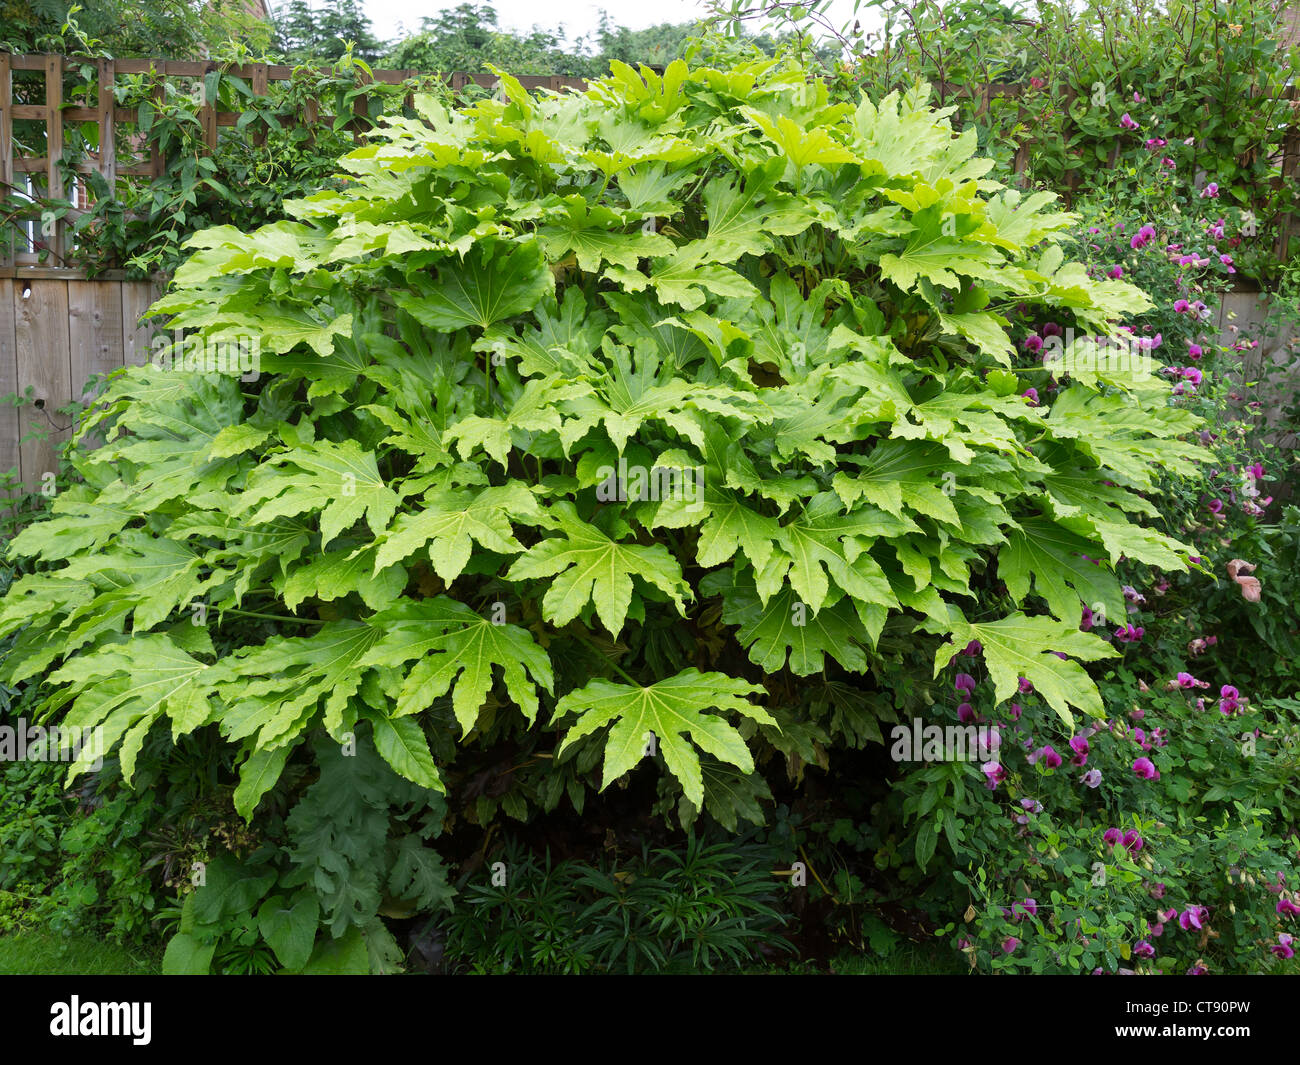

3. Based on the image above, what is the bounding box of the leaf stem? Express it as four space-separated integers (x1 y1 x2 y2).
218 607 325 625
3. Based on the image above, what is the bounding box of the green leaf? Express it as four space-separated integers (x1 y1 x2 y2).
553 667 775 807
258 893 320 971
161 933 216 975
506 501 691 636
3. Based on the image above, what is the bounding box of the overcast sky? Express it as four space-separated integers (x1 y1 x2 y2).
353 1 869 48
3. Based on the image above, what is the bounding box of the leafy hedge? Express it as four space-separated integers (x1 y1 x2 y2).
0 57 1207 839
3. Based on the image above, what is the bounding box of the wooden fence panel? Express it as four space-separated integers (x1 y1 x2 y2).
0 279 17 490
14 278 70 493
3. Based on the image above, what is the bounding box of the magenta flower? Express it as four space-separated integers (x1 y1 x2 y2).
1024 334 1043 353
1277 898 1300 917
1122 830 1143 854
1272 933 1295 960
1201 182 1220 198
1069 734 1090 764
1144 137 1167 150
1130 225 1156 249
1001 936 1020 954
1187 962 1208 975
1120 113 1140 130
1041 322 1062 337
1187 343 1203 359
1080 605 1095 631
1008 703 1022 721
1182 367 1202 387
1178 906 1207 931
957 701 976 723
982 761 1007 790
1173 299 1190 313
1017 677 1034 695
955 672 976 693
1022 387 1039 406
1247 462 1265 481
1161 157 1176 169
1175 672 1198 688
1219 685 1241 715
1133 941 1155 958
1081 768 1102 788
1133 757 1158 780
1103 827 1123 847
1038 745 1062 770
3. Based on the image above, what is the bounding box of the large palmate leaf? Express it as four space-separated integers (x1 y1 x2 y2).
359 598 554 733
999 516 1126 623
553 668 774 807
506 502 691 635
932 612 1118 727
395 240 553 330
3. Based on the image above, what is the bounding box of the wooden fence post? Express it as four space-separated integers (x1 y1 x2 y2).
43 54 63 266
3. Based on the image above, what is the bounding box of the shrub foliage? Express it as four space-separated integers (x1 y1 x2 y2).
0 58 1206 832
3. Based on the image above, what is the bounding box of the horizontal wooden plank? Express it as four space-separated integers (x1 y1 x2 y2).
0 266 134 280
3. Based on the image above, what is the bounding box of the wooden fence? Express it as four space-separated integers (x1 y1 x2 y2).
0 277 160 493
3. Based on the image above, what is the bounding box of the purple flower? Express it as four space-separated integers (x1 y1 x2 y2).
1020 798 1043 814
957 701 976 723
1219 685 1241 716
1133 757 1158 780
1176 672 1198 688
1277 898 1300 917
982 761 1007 790
1201 182 1220 198
1133 941 1155 959
1272 933 1295 960
1038 745 1062 770
1022 387 1039 407
1018 677 1034 695
1120 113 1140 131
955 672 976 694
1187 343 1203 359
1081 768 1102 788
1024 334 1044 353
1122 830 1144 854
1178 906 1207 931
1042 322 1063 337
1182 367 1202 387
1080 605 1095 631
1130 225 1156 249
1001 936 1020 954
1173 299 1190 313
1103 827 1123 847
1107 265 1124 279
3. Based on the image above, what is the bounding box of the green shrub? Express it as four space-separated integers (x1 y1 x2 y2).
0 56 1214 965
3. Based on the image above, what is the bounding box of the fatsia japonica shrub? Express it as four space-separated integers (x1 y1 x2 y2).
0 58 1207 832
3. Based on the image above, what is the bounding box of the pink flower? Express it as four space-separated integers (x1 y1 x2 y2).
1022 388 1039 406
1103 827 1123 847
1133 941 1155 958
957 701 976 723
1271 933 1295 959
1107 265 1124 279
1187 343 1203 359
1018 677 1034 695
1219 685 1241 715
1130 225 1156 249
1201 182 1220 198
1042 322 1063 337
1038 745 1063 770
1024 334 1044 353
982 761 1007 789
1001 936 1020 954
1182 367 1202 387
1173 299 1190 313
1277 898 1300 917
1133 757 1158 780
1122 830 1143 854
1178 906 1207 931
1029 76 1046 90
1120 113 1140 130
1162 157 1176 170
1081 768 1102 788
955 672 976 693
1144 137 1167 150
